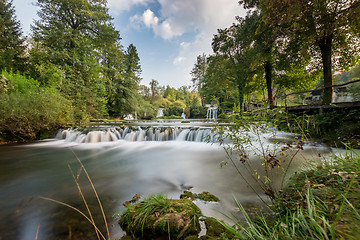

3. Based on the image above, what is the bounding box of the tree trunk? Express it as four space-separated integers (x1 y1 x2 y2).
264 60 274 109
319 35 333 104
238 83 245 113
237 72 245 112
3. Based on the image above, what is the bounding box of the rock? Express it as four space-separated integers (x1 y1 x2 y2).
180 191 220 202
119 194 201 239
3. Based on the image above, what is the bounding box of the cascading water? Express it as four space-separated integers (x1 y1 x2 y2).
156 108 164 118
56 127 216 143
181 108 186 119
207 107 218 120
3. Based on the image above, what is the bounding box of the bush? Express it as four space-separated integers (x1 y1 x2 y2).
0 71 73 141
189 106 205 118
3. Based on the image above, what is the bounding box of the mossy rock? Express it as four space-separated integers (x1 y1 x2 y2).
180 191 220 202
119 194 201 239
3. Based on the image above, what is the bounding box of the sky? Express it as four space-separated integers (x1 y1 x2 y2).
12 0 247 89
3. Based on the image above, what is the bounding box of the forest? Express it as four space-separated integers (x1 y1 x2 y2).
0 0 204 141
1 0 360 141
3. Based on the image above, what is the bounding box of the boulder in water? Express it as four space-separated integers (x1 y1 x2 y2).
119 194 201 239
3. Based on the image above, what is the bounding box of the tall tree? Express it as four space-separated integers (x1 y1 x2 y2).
259 0 360 104
213 11 270 109
30 0 122 117
0 0 26 72
200 54 238 111
150 79 160 100
112 44 142 117
190 53 208 91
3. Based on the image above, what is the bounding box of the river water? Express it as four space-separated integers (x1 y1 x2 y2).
0 120 337 239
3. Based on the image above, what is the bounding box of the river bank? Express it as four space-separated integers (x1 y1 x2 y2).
210 151 360 239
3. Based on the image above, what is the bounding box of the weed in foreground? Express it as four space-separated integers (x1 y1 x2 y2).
40 149 110 240
216 151 360 239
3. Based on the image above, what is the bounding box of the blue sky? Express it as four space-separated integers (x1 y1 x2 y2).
13 0 246 89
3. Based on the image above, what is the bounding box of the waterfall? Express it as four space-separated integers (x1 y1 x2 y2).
206 107 218 120
156 108 164 118
181 108 186 119
55 127 215 143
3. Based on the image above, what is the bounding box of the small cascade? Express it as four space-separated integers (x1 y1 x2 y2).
55 127 215 143
181 108 186 119
206 107 218 120
156 108 164 118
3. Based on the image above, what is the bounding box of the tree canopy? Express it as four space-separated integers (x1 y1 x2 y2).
0 0 26 72
259 0 360 103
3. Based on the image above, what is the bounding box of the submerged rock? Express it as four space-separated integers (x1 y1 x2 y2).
119 194 201 239
180 191 220 202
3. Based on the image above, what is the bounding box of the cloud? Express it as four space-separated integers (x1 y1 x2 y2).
128 0 247 86
130 9 183 40
173 56 185 65
108 0 153 13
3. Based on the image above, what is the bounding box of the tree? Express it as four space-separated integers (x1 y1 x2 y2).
200 54 238 111
150 79 160 100
259 0 360 104
108 43 142 117
30 0 124 118
213 11 272 109
190 54 208 91
0 0 26 72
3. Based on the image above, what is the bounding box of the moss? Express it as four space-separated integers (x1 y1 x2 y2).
180 191 220 202
119 194 201 239
184 235 199 240
203 217 234 239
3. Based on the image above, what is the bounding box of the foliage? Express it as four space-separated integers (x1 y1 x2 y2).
259 0 360 104
28 0 143 120
216 151 360 239
180 191 220 202
0 70 73 141
274 109 360 149
119 194 201 239
212 112 304 205
0 0 26 72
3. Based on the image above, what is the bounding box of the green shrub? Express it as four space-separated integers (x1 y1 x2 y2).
0 70 73 141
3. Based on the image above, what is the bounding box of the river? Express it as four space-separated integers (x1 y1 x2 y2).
0 120 337 239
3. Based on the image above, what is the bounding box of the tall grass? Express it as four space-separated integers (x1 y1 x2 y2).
216 151 360 239
40 149 110 240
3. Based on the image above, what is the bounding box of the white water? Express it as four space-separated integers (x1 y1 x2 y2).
207 107 218 120
56 126 216 143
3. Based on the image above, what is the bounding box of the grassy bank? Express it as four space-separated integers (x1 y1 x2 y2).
221 108 360 148
274 109 360 148
219 152 360 240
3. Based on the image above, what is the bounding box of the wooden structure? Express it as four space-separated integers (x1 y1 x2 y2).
284 79 360 113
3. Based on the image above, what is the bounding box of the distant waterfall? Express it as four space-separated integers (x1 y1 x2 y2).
181 108 186 119
55 127 216 143
206 107 218 120
156 108 164 118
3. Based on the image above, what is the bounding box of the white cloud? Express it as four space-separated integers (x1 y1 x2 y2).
126 0 247 86
108 0 153 13
130 9 183 40
173 56 185 65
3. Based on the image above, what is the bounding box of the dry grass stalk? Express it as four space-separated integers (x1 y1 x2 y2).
39 197 107 240
70 148 110 239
